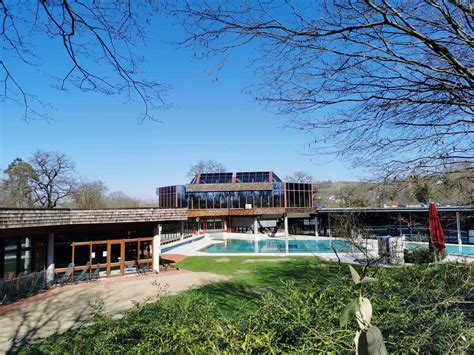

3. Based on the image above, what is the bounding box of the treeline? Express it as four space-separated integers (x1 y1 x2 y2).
0 150 155 209
314 165 474 207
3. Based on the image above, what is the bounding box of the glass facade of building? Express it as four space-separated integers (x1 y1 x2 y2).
188 171 282 185
191 173 233 184
158 185 186 208
285 182 313 208
186 187 285 209
236 171 276 183
158 172 313 210
1 237 47 280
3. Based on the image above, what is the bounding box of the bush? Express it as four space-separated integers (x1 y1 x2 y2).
404 247 447 263
18 264 473 354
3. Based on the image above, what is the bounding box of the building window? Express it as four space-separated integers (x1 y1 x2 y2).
285 182 312 208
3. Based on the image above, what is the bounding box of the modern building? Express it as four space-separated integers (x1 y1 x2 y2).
157 171 314 233
0 170 473 283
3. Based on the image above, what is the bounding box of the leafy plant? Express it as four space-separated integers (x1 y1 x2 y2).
404 247 447 264
340 265 387 355
16 258 473 354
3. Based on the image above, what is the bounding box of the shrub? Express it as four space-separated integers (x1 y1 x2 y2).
404 247 447 263
18 264 473 354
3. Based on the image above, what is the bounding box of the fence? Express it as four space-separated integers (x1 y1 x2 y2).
161 232 194 245
0 270 48 304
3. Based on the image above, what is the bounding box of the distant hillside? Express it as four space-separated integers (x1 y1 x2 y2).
314 168 474 207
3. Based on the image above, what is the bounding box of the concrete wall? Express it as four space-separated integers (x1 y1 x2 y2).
230 217 254 228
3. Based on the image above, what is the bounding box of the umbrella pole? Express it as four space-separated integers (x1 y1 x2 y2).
434 251 439 269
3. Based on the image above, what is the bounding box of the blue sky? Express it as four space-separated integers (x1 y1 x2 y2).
0 10 363 199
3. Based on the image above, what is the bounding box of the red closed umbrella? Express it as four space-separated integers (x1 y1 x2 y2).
428 202 446 254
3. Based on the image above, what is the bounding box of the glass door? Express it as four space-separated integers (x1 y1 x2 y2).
108 241 123 276
91 242 108 277
124 240 139 274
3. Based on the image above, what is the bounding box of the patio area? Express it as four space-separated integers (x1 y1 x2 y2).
0 269 228 353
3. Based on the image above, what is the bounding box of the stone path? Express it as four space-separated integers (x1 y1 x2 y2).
0 270 228 353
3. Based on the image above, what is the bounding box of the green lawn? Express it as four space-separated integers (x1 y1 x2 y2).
175 256 341 315
19 257 473 354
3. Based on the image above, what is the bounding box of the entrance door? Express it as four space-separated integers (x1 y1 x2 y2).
108 241 123 276
124 240 139 274
91 242 108 277
34 241 46 272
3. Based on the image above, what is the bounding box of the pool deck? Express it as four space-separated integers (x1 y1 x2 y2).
162 233 474 264
0 270 229 353
162 233 369 263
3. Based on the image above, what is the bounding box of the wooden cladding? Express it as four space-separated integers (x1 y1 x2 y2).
0 208 188 230
187 208 287 218
185 182 273 192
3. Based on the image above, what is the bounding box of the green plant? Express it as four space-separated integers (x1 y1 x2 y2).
340 265 387 354
404 247 447 264
16 258 473 354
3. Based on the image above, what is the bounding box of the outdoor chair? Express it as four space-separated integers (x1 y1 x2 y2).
2 279 18 303
134 259 147 275
74 261 91 283
89 263 101 281
56 263 74 287
17 273 35 298
33 270 47 292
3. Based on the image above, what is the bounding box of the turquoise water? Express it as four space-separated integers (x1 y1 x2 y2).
200 239 355 254
406 242 474 257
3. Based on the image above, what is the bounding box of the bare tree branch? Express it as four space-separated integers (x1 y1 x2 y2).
1 1 168 122
170 0 474 178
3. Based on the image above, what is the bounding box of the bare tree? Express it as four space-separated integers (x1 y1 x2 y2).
29 150 76 208
410 176 432 204
285 170 314 183
332 212 376 272
170 0 473 178
104 191 140 208
1 1 167 122
186 160 226 178
71 179 107 209
338 186 371 207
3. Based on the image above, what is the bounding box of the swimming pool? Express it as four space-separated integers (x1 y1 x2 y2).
200 239 356 254
406 242 474 257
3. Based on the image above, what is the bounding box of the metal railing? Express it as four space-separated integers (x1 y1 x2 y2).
1 270 48 304
161 232 194 245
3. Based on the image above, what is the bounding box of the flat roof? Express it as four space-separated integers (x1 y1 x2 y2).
316 206 474 213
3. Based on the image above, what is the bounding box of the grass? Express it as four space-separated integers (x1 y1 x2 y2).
17 257 474 353
175 256 340 314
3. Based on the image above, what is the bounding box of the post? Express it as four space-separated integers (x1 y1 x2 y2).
284 215 289 238
314 216 319 237
409 213 413 239
0 239 4 280
456 211 462 250
328 214 332 238
24 237 32 273
180 221 185 240
153 224 162 273
398 212 403 236
46 233 55 282
254 217 259 236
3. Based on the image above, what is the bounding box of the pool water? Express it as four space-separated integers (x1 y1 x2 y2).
200 239 355 254
406 242 474 257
